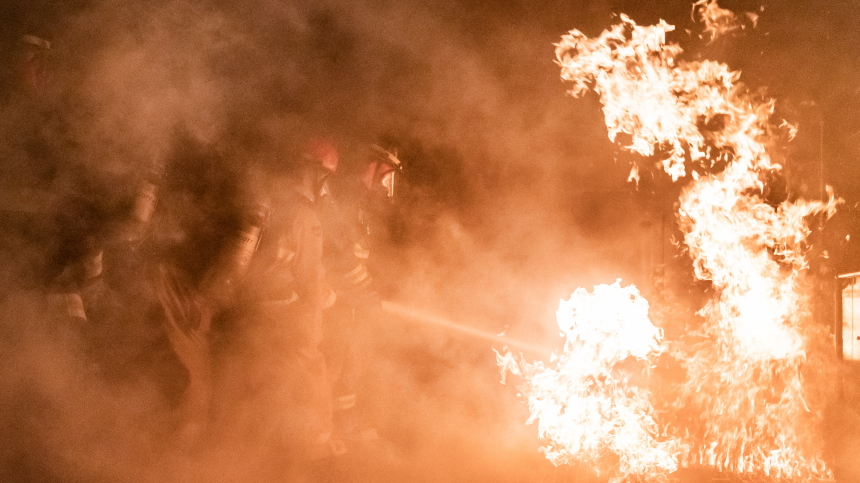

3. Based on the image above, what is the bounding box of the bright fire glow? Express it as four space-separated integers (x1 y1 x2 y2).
497 281 678 481
501 4 839 481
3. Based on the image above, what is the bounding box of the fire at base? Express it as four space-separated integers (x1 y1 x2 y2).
499 2 839 481
497 281 678 481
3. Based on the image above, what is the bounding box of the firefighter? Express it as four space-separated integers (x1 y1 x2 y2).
316 143 401 445
85 137 238 447
45 199 105 344
147 159 214 447
218 141 338 470
76 165 166 383
304 139 360 422
0 28 94 350
150 138 252 447
0 32 61 290
353 143 402 296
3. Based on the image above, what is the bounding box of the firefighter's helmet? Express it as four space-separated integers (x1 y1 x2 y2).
302 137 339 174
301 137 339 200
362 144 401 199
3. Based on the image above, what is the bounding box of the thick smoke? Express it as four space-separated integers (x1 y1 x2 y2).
1 0 859 482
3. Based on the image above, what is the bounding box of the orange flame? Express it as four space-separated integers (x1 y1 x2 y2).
693 0 740 43
497 281 679 481
503 5 840 481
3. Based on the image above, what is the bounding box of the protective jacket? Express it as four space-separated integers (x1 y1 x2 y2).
225 188 333 458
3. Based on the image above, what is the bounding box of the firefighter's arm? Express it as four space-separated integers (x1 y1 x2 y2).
155 265 212 436
344 241 376 300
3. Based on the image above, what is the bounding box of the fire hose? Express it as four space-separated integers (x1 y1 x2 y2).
380 300 549 355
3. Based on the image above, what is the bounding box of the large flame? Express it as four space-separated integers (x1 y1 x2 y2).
497 281 678 481
502 4 839 481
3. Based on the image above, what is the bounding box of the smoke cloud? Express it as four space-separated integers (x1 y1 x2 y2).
2 0 860 482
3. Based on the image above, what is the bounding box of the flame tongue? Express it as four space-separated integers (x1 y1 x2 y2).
555 13 785 183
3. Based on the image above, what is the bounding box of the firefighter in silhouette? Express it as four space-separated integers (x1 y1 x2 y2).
79 135 244 447
0 32 64 291
149 136 264 446
217 138 338 471
315 143 401 445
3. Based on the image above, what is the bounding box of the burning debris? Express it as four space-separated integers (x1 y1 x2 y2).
500 3 840 481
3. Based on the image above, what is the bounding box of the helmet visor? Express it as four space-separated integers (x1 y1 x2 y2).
381 170 396 199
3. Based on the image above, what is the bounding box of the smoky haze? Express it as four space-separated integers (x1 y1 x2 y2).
2 0 860 482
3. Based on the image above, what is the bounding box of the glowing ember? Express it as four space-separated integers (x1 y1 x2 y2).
502 3 839 481
497 281 678 481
